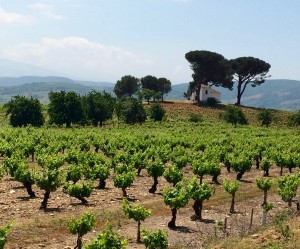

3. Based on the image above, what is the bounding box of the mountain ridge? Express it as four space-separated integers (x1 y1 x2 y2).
0 76 299 110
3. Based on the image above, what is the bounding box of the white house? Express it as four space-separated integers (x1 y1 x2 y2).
191 85 221 102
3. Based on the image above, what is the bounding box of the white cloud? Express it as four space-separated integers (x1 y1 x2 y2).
0 7 33 24
29 3 65 20
0 37 154 81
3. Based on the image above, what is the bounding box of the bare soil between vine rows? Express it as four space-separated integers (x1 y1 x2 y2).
1 162 299 249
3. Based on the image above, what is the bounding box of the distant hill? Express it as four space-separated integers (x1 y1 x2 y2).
0 76 299 110
0 76 114 103
167 79 300 111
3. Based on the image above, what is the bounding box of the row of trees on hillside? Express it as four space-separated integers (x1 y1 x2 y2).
185 50 271 105
4 91 166 127
114 75 172 102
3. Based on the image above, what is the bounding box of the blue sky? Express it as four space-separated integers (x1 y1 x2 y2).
0 0 299 83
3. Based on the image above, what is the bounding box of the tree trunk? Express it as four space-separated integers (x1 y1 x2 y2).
199 175 203 185
230 193 235 213
99 120 103 127
236 171 245 181
168 208 177 228
98 179 106 189
280 166 283 176
40 191 50 209
288 198 292 208
236 83 242 105
149 175 158 193
75 234 83 249
137 168 142 176
77 196 88 204
263 169 269 177
191 200 203 221
226 166 231 172
212 175 220 184
262 190 267 206
24 179 36 198
256 158 260 169
137 219 141 243
122 187 127 198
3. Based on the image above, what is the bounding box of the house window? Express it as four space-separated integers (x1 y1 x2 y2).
205 90 208 95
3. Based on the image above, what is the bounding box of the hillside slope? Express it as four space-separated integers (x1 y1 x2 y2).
168 79 300 110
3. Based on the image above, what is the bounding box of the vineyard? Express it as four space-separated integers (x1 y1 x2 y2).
0 103 300 249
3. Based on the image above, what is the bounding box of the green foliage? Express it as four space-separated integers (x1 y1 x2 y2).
188 113 203 123
122 198 150 222
4 95 44 127
3 155 22 177
116 98 146 124
114 75 140 99
230 156 252 174
35 167 64 193
221 105 248 126
187 178 214 202
0 223 12 249
223 178 240 195
137 88 157 103
288 110 300 126
141 75 159 93
206 97 219 107
163 181 190 209
260 157 272 172
141 229 168 249
67 212 96 236
113 165 136 196
185 50 233 102
157 77 172 102
85 223 127 249
84 90 116 126
230 56 271 105
0 166 4 179
148 103 165 121
277 173 299 206
67 212 96 249
147 160 164 178
48 91 85 127
258 109 274 127
263 202 273 212
163 165 183 186
66 164 84 183
256 178 273 191
64 181 93 203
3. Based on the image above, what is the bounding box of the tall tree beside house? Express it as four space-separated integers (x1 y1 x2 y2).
4 95 44 127
230 56 271 105
185 50 233 102
48 91 84 128
83 90 116 126
114 75 140 98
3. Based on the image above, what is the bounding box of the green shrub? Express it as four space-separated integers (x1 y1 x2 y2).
149 103 165 121
85 223 127 249
188 113 203 123
258 108 274 127
141 229 168 249
0 223 12 249
206 97 218 107
288 110 300 126
220 105 248 126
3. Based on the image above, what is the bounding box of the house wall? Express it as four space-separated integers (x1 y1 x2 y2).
190 86 221 102
199 86 221 102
